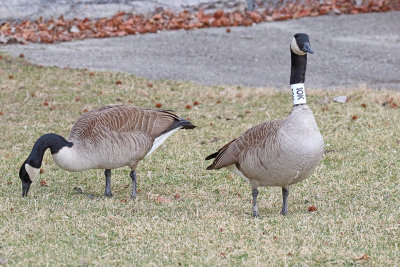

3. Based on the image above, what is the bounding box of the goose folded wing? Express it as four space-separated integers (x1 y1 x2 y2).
69 105 180 142
206 120 283 170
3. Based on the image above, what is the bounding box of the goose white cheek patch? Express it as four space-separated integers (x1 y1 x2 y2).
25 164 40 182
291 83 307 105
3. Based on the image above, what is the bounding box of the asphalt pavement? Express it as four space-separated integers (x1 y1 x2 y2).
1 11 399 90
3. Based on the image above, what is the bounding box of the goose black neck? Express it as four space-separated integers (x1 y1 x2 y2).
290 51 307 85
26 133 73 168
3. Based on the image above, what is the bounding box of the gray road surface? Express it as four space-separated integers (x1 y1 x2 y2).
1 12 399 90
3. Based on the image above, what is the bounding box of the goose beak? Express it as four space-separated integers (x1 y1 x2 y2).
303 42 314 54
22 181 31 197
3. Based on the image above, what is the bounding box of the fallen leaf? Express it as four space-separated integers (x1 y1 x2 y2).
40 180 48 186
155 103 162 108
355 254 370 261
391 103 398 108
156 195 171 203
120 199 127 203
214 10 224 19
308 205 317 212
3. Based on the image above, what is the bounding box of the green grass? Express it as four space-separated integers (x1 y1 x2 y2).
0 53 399 266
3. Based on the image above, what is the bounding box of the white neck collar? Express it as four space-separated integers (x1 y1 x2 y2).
291 83 307 105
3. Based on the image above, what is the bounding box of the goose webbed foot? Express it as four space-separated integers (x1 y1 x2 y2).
104 169 113 197
130 170 137 199
252 188 260 218
280 187 289 215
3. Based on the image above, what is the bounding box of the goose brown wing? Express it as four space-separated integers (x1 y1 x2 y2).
206 120 283 170
69 105 184 143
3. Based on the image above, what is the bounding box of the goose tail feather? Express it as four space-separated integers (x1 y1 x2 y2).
161 118 196 135
205 151 218 161
179 118 196 130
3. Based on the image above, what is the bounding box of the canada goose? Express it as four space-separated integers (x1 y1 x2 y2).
19 105 195 197
205 33 324 217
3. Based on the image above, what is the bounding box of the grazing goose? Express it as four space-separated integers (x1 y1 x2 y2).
205 33 324 217
19 105 195 197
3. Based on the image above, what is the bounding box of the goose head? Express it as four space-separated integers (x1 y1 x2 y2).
19 161 39 197
290 33 314 55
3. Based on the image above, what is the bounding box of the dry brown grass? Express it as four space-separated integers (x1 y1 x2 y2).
0 53 399 266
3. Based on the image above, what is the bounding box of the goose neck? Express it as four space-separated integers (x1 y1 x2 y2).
26 133 73 169
290 50 308 106
290 51 307 85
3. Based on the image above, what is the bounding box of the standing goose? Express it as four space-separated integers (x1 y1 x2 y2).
205 33 324 217
19 105 195 197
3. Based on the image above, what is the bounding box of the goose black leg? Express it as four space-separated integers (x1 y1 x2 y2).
104 169 112 197
130 170 137 199
252 188 260 218
280 186 289 215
